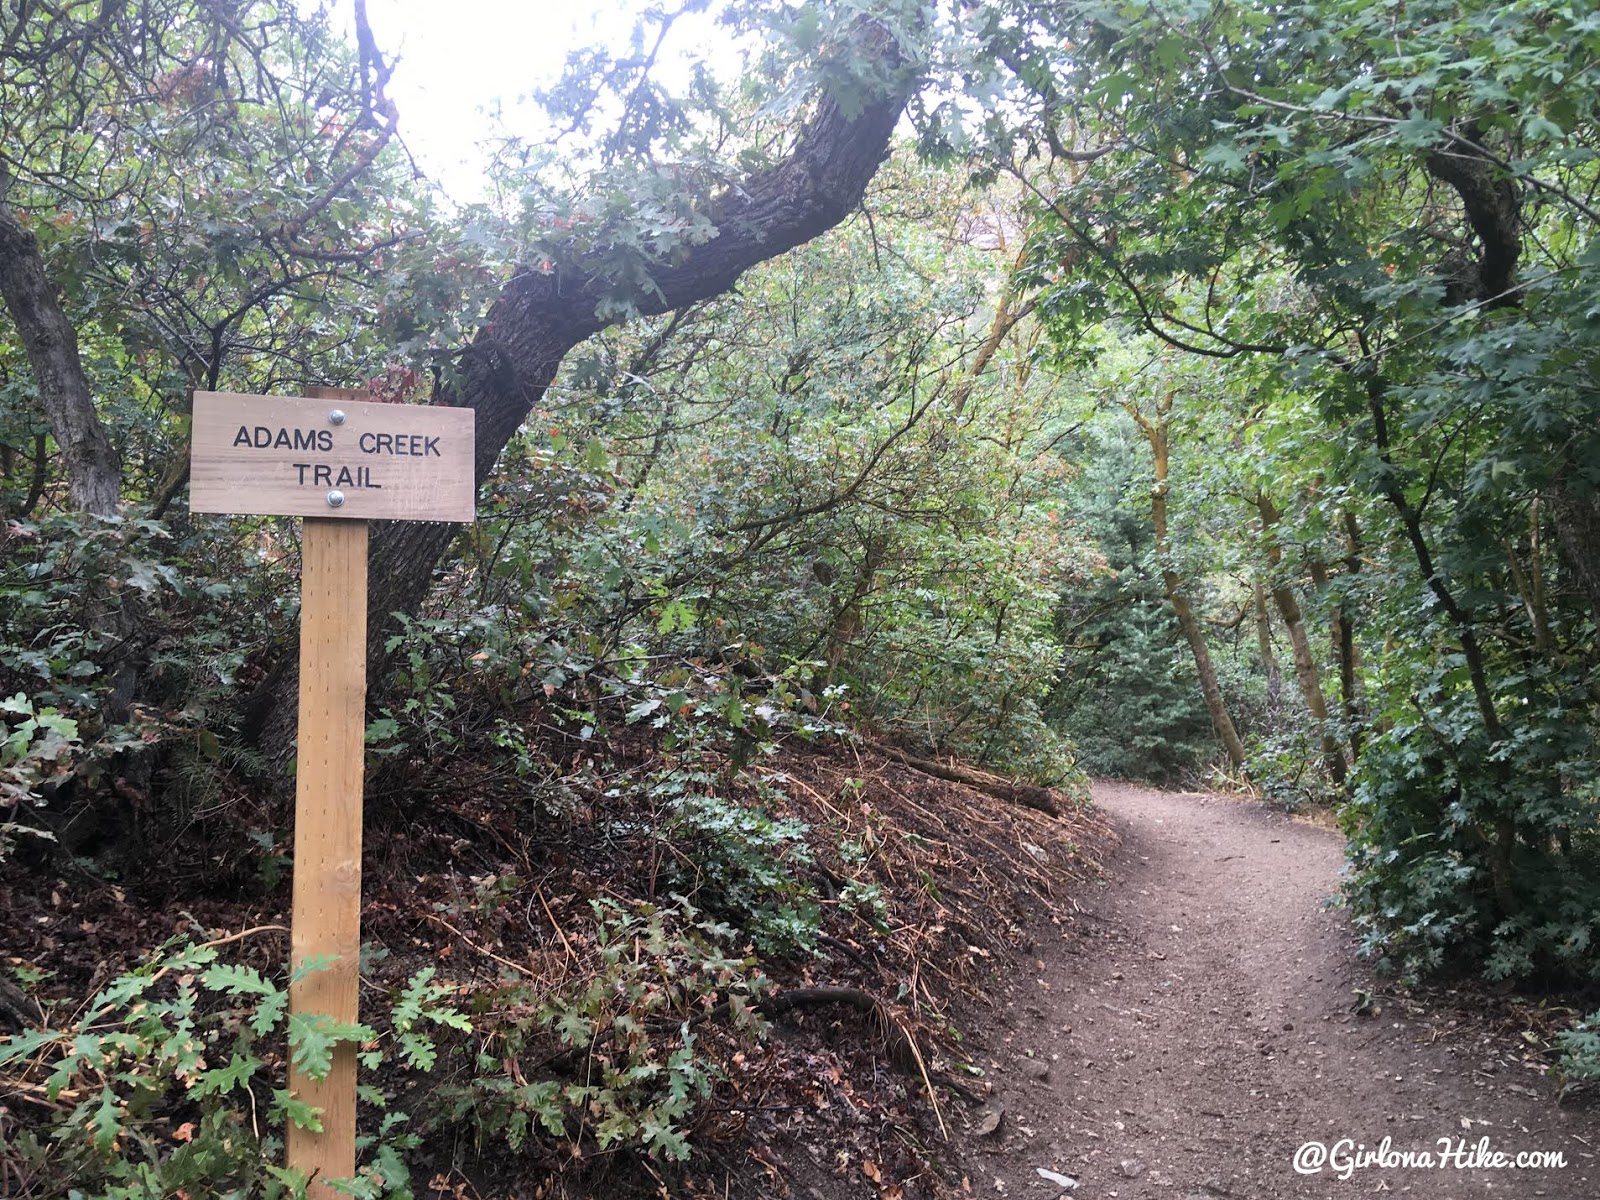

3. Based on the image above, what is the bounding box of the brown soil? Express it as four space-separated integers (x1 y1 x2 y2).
0 739 1110 1200
956 781 1600 1200
9 760 1600 1200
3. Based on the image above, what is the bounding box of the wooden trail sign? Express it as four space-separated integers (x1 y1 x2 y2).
191 390 475 522
190 388 475 1197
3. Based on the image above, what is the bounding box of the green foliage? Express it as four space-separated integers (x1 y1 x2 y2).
0 938 456 1199
1245 722 1340 812
0 509 294 862
1342 658 1600 984
14 0 1600 1186
2 515 156 707
1053 591 1215 782
1045 400 1252 784
366 615 471 764
391 968 473 1072
529 173 1094 787
659 786 820 957
1557 1010 1600 1084
0 690 76 851
1 0 477 435
438 897 768 1164
971 0 1600 985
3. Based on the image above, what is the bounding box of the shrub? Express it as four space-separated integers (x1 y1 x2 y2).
1050 590 1216 783
0 511 290 866
1341 688 1600 986
657 785 820 958
0 937 463 1199
0 692 77 857
436 897 768 1163
1557 1010 1600 1085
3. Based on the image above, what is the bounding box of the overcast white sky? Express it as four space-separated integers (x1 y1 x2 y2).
358 0 720 200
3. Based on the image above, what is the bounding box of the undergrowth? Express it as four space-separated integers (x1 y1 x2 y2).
0 934 447 1199
0 896 775 1197
436 896 769 1163
0 518 1102 1197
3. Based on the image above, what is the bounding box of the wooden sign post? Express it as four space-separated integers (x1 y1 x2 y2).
190 388 475 1196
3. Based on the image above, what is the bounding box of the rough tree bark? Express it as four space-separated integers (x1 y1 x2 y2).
0 187 121 515
1550 478 1600 620
252 30 920 763
1423 125 1521 310
0 180 142 738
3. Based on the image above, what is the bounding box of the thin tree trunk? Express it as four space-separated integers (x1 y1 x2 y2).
1129 394 1247 772
1338 510 1364 760
3 432 49 518
1549 476 1600 620
822 538 883 688
1256 494 1347 785
1252 582 1283 704
1499 527 1552 656
948 248 1036 420
0 190 120 515
1360 354 1516 917
1164 581 1248 772
1306 533 1363 764
1529 496 1549 649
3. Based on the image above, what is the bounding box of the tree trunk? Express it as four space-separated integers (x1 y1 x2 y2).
1306 534 1363 764
0 191 120 515
1499 520 1552 657
1128 393 1247 772
367 61 913 655
1256 494 1347 785
252 32 919 766
1337 510 1364 760
1164 580 1248 772
1550 476 1600 620
0 185 143 741
1361 354 1516 918
822 537 884 688
1252 582 1282 704
948 250 1035 420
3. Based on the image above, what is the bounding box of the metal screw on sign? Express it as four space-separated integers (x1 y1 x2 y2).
327 409 346 425
326 490 346 508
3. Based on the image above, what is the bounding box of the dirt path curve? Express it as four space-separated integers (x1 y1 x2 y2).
969 782 1599 1199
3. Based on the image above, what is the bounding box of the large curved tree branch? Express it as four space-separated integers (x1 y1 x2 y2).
1424 122 1521 309
252 26 922 760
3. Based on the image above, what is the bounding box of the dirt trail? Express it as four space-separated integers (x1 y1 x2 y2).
966 782 1599 1199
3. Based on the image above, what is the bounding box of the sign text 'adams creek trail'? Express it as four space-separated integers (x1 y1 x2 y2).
189 390 475 521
